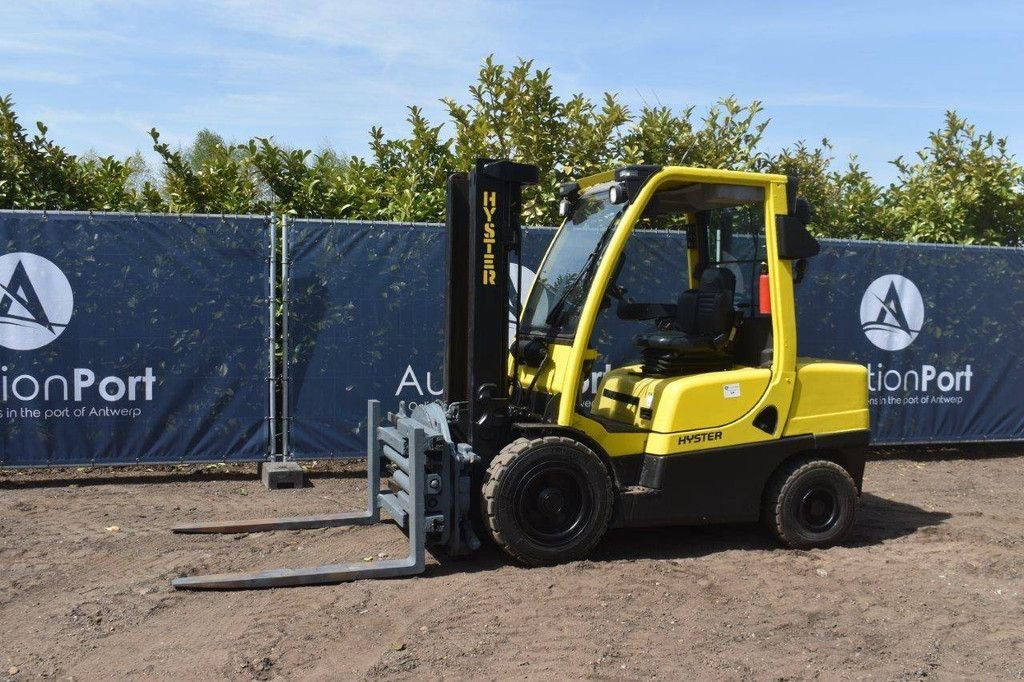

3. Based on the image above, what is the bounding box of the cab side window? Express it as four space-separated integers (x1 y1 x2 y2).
702 204 766 315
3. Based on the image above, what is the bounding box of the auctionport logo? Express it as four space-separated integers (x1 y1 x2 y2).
0 252 73 351
859 274 924 351
0 251 156 418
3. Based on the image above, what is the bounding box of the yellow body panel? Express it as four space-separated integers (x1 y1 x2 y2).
593 365 770 433
515 342 596 397
589 363 795 457
576 170 616 189
784 359 870 437
570 414 649 458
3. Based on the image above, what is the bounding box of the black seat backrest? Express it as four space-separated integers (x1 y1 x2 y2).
674 267 735 337
696 267 736 337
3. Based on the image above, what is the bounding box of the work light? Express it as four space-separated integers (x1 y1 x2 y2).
608 182 627 204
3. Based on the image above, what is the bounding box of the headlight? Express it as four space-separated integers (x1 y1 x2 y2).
558 198 572 218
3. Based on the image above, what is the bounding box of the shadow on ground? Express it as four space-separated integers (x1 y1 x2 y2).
6 439 1019 489
0 463 364 489
870 441 1023 462
432 492 951 577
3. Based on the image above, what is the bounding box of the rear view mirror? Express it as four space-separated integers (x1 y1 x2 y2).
777 198 819 260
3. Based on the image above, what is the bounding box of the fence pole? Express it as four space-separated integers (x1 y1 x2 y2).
281 214 291 460
268 213 278 460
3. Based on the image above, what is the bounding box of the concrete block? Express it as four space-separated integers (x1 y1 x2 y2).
261 461 305 490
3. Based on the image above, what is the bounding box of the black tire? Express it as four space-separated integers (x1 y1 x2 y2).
763 456 858 549
482 436 614 566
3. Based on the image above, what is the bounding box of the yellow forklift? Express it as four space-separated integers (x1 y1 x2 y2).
173 160 869 589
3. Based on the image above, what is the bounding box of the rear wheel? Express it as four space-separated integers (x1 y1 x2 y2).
482 436 613 566
763 457 858 549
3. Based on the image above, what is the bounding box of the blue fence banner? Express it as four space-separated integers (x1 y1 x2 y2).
4 212 1018 466
287 221 1024 456
286 221 447 459
795 240 1024 445
0 211 270 466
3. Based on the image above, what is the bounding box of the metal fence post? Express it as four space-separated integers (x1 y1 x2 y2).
281 213 291 460
268 213 278 460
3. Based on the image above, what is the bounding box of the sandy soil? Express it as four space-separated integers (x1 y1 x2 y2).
1 447 1022 680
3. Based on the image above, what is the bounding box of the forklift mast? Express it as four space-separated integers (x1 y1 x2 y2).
444 159 539 462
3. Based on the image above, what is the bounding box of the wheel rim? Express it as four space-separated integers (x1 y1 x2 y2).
798 487 840 533
513 461 592 547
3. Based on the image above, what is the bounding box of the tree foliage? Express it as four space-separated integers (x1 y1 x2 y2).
770 140 889 241
884 112 1024 245
2 58 1023 245
0 94 159 211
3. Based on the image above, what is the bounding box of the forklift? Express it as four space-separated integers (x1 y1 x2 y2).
172 160 869 589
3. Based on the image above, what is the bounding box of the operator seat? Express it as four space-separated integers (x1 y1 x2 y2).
633 267 737 375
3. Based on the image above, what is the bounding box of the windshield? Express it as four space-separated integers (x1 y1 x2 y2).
522 184 623 336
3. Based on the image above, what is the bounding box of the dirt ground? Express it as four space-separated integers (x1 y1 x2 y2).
1 447 1022 681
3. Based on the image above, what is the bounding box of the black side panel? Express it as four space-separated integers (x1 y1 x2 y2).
814 430 870 492
619 435 817 527
444 172 470 404
616 430 871 527
608 453 645 488
815 430 870 451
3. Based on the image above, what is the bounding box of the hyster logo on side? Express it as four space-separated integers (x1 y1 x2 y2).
860 274 924 351
677 431 723 446
481 191 497 285
0 252 73 351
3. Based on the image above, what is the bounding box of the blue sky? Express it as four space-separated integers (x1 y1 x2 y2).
2 1 1023 184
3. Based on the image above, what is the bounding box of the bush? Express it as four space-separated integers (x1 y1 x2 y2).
2 58 1022 245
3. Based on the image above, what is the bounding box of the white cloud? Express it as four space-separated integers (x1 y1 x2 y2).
0 68 80 86
201 0 507 67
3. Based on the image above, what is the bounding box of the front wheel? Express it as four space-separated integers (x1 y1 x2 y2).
482 436 613 566
763 457 858 549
